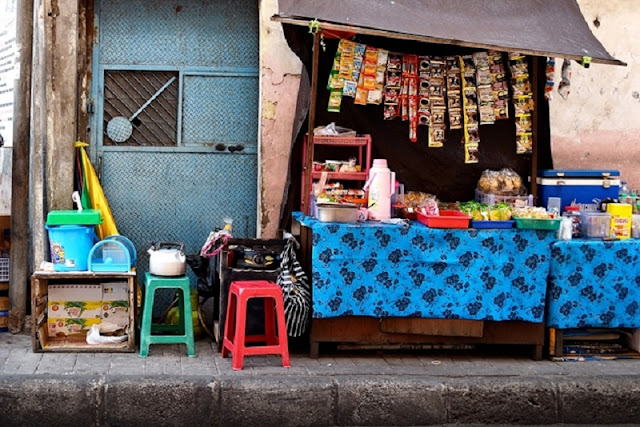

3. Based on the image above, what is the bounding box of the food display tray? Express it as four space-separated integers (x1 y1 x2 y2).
470 220 515 229
514 217 562 231
416 210 471 229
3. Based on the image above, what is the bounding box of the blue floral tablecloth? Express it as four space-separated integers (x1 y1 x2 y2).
296 214 556 322
547 239 640 329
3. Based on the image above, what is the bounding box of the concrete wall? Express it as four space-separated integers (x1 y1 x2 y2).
258 0 302 237
550 0 640 188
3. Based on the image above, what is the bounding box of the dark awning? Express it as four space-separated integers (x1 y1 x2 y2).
273 0 625 66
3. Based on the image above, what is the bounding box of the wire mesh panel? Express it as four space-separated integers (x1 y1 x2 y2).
182 75 258 147
103 70 179 146
99 0 258 68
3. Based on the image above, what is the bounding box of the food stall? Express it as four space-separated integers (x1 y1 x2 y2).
273 0 625 358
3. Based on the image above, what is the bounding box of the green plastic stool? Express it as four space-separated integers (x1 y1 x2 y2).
139 272 195 357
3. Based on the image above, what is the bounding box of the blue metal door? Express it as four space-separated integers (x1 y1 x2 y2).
89 0 259 286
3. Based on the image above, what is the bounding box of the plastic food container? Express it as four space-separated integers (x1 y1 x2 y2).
470 220 515 229
416 210 471 229
316 204 358 223
513 217 562 231
580 211 611 239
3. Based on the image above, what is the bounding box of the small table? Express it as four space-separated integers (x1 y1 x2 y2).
547 239 640 356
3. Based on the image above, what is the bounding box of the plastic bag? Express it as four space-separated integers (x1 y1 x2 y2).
313 122 356 136
477 168 525 196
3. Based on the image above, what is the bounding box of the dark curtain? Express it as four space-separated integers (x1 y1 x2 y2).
279 24 552 230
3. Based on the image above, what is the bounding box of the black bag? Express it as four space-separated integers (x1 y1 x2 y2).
276 237 311 337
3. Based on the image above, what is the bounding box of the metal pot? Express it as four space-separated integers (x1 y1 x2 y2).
147 242 186 276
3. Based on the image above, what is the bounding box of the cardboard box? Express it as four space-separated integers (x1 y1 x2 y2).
48 284 102 301
48 300 102 319
101 282 129 328
47 317 101 337
102 282 128 301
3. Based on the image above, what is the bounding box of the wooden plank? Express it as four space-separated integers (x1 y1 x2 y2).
271 17 626 66
380 318 483 337
530 56 540 203
303 31 321 215
311 317 545 347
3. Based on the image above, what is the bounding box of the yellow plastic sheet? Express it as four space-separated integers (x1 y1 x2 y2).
74 141 119 239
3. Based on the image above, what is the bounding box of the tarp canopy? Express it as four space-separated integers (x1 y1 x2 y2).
274 0 624 66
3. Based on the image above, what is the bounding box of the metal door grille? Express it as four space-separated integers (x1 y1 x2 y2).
103 70 179 146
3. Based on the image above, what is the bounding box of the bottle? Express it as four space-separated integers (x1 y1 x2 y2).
366 159 395 221
619 181 630 200
563 206 582 238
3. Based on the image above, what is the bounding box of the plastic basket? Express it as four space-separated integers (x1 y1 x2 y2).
514 217 562 231
416 210 471 229
470 220 515 229
475 189 533 207
0 258 8 282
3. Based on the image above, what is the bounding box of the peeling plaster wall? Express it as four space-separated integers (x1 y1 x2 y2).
550 0 640 188
259 0 302 237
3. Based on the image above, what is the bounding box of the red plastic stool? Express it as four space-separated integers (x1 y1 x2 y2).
221 280 291 370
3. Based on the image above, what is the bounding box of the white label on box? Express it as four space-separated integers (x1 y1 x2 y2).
102 282 128 301
48 284 102 302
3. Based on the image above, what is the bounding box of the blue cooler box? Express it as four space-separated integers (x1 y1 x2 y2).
536 169 620 211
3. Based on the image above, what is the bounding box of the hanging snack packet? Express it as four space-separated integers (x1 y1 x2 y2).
355 72 368 105
515 114 532 135
327 50 341 91
328 90 343 113
509 53 534 154
428 57 446 146
343 80 357 98
465 143 479 164
516 133 533 154
460 55 480 152
418 56 431 127
474 51 494 125
545 57 555 101
513 95 534 115
558 58 571 100
446 56 462 130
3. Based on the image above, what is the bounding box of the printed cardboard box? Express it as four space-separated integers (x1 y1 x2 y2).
101 282 129 328
47 317 101 337
48 284 102 301
47 300 102 319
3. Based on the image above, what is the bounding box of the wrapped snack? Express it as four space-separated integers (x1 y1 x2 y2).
477 168 524 195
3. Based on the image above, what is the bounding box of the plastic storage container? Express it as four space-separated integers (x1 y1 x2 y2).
45 224 97 271
514 217 562 231
417 210 471 229
46 209 102 226
536 169 620 212
474 189 533 207
88 240 131 272
579 211 611 239
316 204 358 223
470 220 514 229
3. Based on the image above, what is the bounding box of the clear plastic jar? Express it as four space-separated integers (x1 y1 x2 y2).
563 206 582 238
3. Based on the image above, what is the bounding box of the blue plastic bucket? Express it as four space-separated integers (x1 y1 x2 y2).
46 225 97 271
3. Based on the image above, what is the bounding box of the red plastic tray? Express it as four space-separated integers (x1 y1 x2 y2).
416 210 471 229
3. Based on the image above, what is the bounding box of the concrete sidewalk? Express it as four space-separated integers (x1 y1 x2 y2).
2 332 640 426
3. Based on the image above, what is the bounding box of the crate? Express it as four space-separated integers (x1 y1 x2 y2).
0 258 8 282
514 217 562 231
417 210 471 229
475 189 533 207
31 271 136 352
